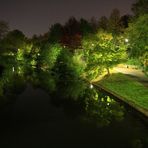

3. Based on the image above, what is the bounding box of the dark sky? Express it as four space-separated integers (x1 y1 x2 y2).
0 0 136 37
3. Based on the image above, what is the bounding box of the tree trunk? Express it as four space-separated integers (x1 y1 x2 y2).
106 67 110 76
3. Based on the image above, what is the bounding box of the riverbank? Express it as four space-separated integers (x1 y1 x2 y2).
94 73 148 117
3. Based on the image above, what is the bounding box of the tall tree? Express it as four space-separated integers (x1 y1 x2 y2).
80 18 94 35
98 16 109 31
64 17 80 36
119 15 132 28
3 29 26 50
62 17 81 49
0 20 9 39
126 14 148 71
48 23 63 43
82 31 127 79
109 9 122 35
39 44 62 70
90 17 98 33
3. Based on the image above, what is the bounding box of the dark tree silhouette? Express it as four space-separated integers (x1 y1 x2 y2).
3 29 26 50
109 9 122 35
0 20 9 39
80 18 94 35
64 17 81 36
98 16 109 31
48 23 63 43
119 15 132 28
61 17 82 49
132 0 148 16
90 17 98 33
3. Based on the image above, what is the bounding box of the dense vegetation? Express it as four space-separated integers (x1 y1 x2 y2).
0 0 147 79
0 1 148 147
0 0 147 144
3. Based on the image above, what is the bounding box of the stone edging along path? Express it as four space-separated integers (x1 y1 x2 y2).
93 83 148 118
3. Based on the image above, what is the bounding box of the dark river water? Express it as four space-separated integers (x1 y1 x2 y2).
0 66 148 148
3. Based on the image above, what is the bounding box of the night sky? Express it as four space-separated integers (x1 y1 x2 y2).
0 0 136 37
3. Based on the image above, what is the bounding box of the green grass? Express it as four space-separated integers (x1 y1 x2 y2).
97 73 148 110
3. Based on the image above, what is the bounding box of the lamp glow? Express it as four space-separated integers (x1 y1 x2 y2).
125 38 129 43
90 84 93 89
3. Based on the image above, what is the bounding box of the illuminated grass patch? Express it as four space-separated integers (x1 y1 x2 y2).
97 73 148 110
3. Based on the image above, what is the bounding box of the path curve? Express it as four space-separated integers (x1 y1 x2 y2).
113 64 148 87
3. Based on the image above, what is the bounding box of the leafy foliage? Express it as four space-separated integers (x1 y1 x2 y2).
39 44 62 70
127 14 148 57
126 14 148 72
82 31 127 79
53 48 86 80
132 0 148 16
109 9 123 35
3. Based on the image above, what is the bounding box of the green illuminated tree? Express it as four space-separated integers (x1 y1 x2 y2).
82 31 127 79
126 14 148 72
53 47 86 80
15 42 40 68
82 34 103 79
39 44 62 70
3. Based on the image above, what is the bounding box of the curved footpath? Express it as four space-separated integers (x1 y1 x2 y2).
113 65 148 87
94 64 148 118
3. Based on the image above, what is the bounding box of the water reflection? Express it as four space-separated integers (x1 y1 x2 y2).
50 78 125 127
0 64 148 147
0 64 125 127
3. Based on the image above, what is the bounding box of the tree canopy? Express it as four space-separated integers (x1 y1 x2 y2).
82 31 127 79
126 14 148 71
127 14 148 57
132 0 148 16
0 20 9 39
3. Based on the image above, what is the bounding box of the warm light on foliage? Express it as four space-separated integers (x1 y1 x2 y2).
16 48 24 61
40 44 62 70
126 14 148 72
82 31 127 79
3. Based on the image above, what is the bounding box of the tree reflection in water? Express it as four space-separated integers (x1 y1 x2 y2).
0 64 148 147
51 79 125 127
0 64 125 127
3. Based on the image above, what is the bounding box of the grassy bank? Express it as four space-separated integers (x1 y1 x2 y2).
95 73 148 111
